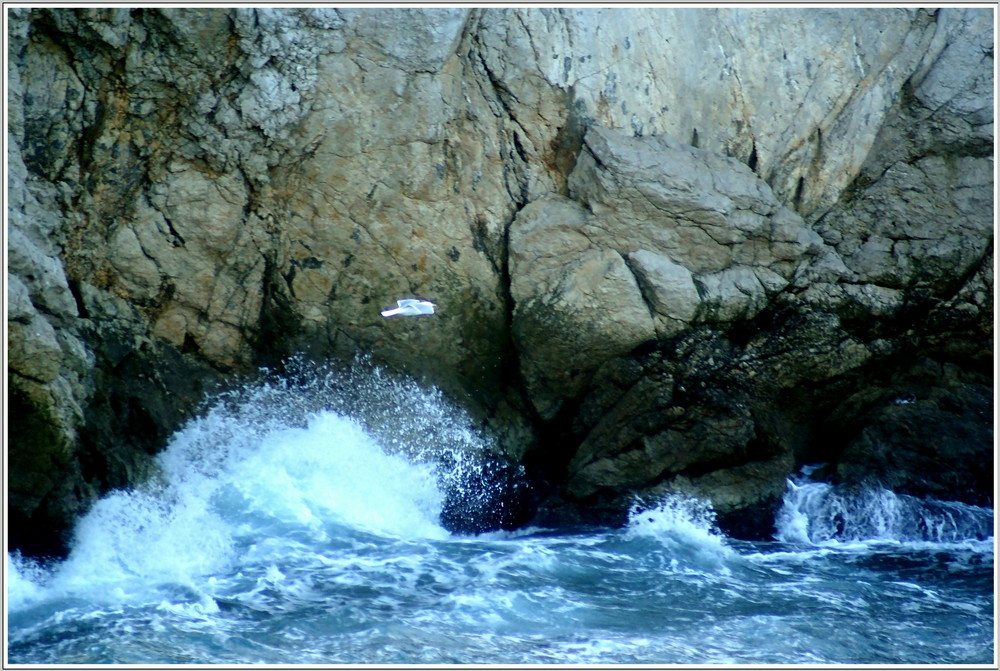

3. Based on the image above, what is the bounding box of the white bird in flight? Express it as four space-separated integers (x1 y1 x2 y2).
381 298 436 318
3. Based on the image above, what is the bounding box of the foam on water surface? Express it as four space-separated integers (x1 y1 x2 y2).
625 494 736 572
8 361 462 612
6 365 994 665
775 475 994 546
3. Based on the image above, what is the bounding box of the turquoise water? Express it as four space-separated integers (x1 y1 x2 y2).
6 364 995 665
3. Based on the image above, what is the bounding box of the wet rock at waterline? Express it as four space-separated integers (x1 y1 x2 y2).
7 7 993 556
439 455 541 535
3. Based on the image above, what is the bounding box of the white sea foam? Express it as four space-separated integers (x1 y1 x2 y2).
625 494 735 570
775 477 994 546
6 552 48 611
213 410 447 540
8 364 460 612
7 367 994 666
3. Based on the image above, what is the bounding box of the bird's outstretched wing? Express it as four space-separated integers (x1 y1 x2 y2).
381 297 436 317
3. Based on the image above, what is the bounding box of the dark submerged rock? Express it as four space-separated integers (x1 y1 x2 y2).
438 455 543 535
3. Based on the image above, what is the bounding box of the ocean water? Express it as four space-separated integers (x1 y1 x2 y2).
6 362 995 665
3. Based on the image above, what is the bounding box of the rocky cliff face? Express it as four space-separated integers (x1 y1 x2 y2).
7 7 993 554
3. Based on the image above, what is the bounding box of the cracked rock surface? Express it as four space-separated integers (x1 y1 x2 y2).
7 7 993 552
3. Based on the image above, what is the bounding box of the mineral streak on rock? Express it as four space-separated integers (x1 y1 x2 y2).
7 7 993 554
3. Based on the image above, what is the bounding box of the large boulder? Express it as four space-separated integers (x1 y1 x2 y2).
541 307 874 537
510 126 826 420
6 7 993 552
7 7 517 554
509 195 657 421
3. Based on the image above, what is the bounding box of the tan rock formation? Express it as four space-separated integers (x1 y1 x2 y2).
6 7 992 550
